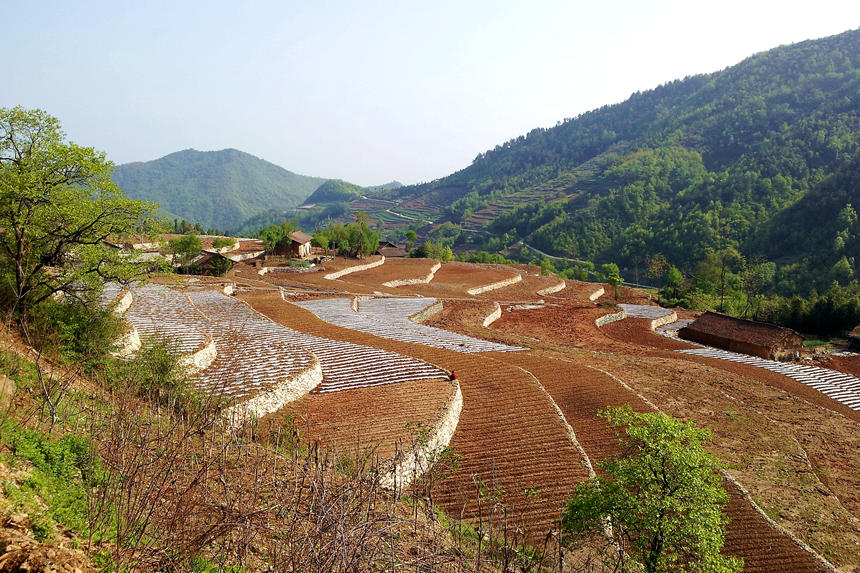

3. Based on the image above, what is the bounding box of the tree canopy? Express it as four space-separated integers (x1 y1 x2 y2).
562 406 741 573
0 107 157 319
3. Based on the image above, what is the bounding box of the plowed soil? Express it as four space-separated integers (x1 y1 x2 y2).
259 378 456 461
342 258 439 289
237 291 592 538
228 267 860 570
402 262 520 297
474 274 562 302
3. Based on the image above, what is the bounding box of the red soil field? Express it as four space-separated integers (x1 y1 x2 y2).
237 291 593 538
259 378 457 461
224 265 858 569
402 262 520 297
341 258 439 289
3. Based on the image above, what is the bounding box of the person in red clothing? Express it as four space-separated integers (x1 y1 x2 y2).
449 370 458 381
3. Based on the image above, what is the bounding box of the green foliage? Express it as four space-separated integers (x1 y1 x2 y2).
167 233 203 273
0 107 158 320
415 241 454 261
112 148 325 232
107 338 200 409
562 406 742 573
313 221 379 259
391 30 860 298
29 297 125 370
210 237 235 250
1 424 96 540
457 251 515 265
304 179 364 204
257 219 299 249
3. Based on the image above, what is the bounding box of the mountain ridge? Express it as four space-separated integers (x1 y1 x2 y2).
112 148 328 231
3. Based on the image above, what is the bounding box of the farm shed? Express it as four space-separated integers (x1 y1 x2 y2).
270 231 313 259
678 311 803 361
376 241 407 258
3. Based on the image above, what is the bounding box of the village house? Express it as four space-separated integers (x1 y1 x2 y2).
376 241 407 258
678 311 804 361
269 231 313 259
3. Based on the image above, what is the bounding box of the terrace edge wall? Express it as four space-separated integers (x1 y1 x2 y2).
379 381 463 491
409 301 444 324
595 309 627 327
324 256 386 280
466 274 522 295
382 261 442 287
482 303 502 327
223 357 323 428
537 280 566 296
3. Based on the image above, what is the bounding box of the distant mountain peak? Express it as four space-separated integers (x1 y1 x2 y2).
112 149 326 231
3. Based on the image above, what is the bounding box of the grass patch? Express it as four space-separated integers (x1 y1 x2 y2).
0 423 96 540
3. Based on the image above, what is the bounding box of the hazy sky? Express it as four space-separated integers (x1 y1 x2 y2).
4 1 859 186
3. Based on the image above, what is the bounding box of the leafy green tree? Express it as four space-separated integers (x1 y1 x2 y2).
601 263 623 300
0 107 157 321
405 229 418 252
666 265 683 300
167 234 202 274
562 406 742 573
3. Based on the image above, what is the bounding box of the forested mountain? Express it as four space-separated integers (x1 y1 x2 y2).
389 28 860 295
112 148 326 231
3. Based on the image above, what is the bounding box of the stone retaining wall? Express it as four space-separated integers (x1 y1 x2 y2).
324 256 386 280
589 287 605 301
537 280 566 296
466 274 522 295
382 262 442 287
179 337 217 375
112 325 141 357
112 290 133 314
650 311 678 331
380 381 463 491
482 303 502 327
223 358 323 428
409 300 443 324
594 309 626 327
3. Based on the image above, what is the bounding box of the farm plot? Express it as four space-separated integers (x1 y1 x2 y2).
260 378 458 462
545 280 606 302
121 284 210 354
253 256 385 293
238 291 593 538
499 352 833 572
679 347 860 412
186 290 447 393
401 262 522 297
296 297 521 353
340 258 440 289
472 273 563 301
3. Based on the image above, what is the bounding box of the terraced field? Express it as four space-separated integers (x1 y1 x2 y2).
190 290 446 393
296 297 521 353
679 347 860 412
238 291 593 538
120 264 857 570
261 378 458 461
120 284 211 354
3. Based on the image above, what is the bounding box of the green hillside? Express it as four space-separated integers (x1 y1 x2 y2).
304 179 365 204
392 28 860 294
112 148 326 231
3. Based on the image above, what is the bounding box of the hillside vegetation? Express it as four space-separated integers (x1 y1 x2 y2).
386 28 860 297
112 148 326 231
303 179 365 204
